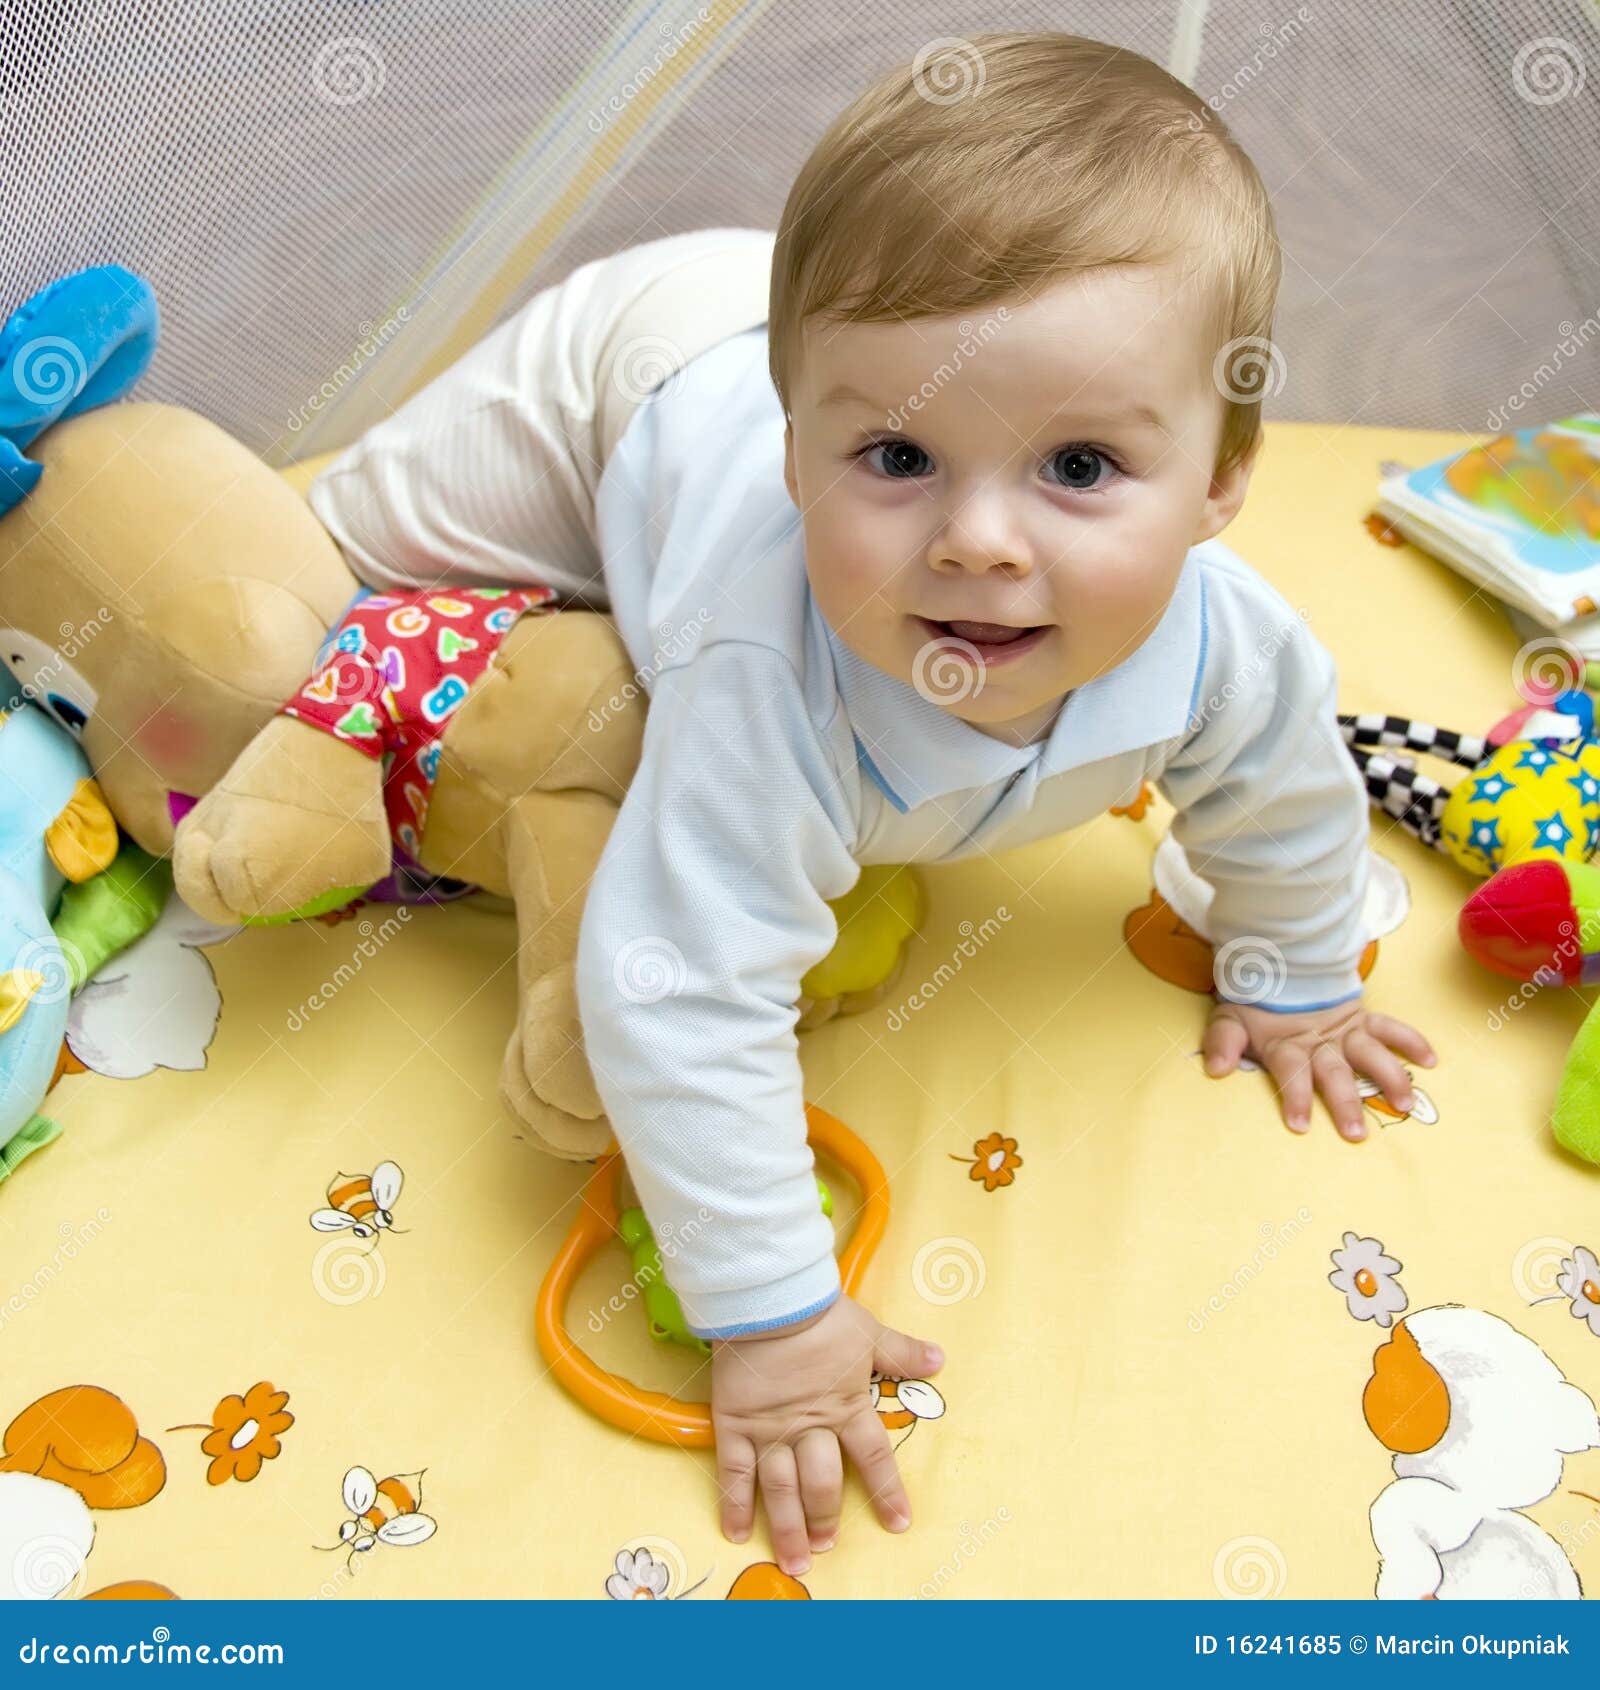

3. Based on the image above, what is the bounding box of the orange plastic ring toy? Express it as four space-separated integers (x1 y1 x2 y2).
535 1103 889 1447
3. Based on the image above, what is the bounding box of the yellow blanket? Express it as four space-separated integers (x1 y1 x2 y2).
4 421 1599 1603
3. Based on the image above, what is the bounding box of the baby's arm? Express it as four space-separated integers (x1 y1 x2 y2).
575 640 941 1571
1156 569 1434 1137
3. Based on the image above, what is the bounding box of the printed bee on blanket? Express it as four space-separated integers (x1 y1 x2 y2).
322 1466 436 1571
872 1372 946 1447
310 1161 405 1242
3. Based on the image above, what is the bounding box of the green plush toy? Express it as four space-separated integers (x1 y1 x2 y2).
1553 1000 1600 1162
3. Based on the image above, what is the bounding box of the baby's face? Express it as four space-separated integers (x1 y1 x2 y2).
783 259 1258 745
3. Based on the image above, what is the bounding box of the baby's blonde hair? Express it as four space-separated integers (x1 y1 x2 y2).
769 32 1281 477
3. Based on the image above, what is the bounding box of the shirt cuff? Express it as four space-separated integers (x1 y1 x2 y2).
1217 962 1365 1015
682 1254 843 1340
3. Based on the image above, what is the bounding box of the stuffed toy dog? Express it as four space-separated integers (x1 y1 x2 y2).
0 273 921 1160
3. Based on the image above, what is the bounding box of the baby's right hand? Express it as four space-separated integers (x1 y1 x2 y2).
711 1294 943 1576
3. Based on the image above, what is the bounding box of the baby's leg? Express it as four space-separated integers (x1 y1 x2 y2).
305 228 776 605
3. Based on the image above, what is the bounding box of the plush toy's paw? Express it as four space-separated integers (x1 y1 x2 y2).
500 972 610 1161
174 793 392 924
172 719 393 923
503 962 605 1119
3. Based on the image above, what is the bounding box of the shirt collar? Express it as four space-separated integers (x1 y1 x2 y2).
817 549 1207 812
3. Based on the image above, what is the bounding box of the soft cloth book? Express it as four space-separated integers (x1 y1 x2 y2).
1376 414 1600 630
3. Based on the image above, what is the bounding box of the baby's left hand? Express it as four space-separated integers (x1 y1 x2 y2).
1202 995 1437 1142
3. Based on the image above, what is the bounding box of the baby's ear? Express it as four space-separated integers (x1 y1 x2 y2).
1194 432 1263 544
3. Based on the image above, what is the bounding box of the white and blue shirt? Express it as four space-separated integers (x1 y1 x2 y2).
577 326 1370 1339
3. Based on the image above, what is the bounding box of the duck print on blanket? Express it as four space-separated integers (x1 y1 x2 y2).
1328 1234 1600 1598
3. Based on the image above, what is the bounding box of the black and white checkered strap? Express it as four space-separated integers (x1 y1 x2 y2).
1337 712 1488 770
1346 744 1449 848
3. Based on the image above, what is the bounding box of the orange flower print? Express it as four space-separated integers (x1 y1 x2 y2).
951 1131 1022 1191
167 1382 294 1485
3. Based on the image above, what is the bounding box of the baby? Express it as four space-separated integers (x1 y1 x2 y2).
306 34 1435 1576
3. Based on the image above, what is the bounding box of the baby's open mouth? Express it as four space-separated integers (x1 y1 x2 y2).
917 616 1050 664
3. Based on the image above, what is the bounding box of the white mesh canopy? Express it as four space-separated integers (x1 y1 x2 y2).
2 0 1595 463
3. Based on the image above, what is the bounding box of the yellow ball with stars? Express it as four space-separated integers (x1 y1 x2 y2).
1438 738 1600 877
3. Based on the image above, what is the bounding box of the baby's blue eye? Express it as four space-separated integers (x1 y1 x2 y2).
863 439 932 479
1046 448 1111 490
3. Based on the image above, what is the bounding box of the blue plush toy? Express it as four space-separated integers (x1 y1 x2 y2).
0 699 115 1174
0 265 165 1176
0 861 71 1176
0 264 158 517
